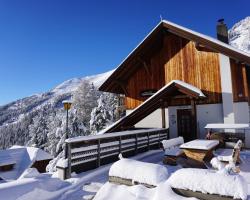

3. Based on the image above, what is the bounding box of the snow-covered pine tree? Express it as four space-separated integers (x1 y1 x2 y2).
89 93 118 134
72 80 100 135
27 111 49 148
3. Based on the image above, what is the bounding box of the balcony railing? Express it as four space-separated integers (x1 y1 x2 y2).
65 128 169 174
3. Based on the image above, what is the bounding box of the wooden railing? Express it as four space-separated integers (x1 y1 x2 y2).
65 128 168 174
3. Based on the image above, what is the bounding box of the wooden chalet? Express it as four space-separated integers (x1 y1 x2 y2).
99 19 250 146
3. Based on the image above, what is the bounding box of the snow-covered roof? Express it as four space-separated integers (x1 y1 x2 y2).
0 146 52 180
168 80 205 97
99 80 205 133
162 19 250 59
0 151 16 167
205 123 250 129
100 19 250 93
10 145 53 161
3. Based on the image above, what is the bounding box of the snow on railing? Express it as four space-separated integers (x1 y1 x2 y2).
64 128 168 175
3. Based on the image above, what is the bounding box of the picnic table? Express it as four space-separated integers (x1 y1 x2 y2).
180 139 219 162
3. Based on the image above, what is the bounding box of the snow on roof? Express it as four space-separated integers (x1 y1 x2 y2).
122 79 205 115
10 145 53 161
170 80 205 97
97 80 204 134
162 19 250 59
100 20 250 92
0 146 52 180
100 19 250 92
205 123 250 129
0 151 16 167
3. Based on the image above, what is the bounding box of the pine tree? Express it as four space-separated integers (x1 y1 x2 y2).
72 81 100 135
90 93 118 134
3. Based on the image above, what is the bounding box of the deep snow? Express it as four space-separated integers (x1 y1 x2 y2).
2 149 250 200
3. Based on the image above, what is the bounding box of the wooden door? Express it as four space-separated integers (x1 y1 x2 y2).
177 109 196 142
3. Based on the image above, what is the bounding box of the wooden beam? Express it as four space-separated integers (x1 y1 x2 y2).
114 80 129 96
161 107 166 128
137 57 152 78
195 42 215 53
190 98 197 139
242 65 249 101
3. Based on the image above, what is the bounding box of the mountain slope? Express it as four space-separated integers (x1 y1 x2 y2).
51 70 113 95
0 70 113 127
229 16 250 54
0 70 116 158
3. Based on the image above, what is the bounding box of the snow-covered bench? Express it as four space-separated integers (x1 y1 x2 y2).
168 168 248 200
214 140 242 164
161 137 184 165
109 156 168 187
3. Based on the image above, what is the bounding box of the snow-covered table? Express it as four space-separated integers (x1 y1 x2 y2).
180 139 219 162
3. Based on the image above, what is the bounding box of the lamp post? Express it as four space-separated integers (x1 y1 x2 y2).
62 100 72 179
62 100 72 140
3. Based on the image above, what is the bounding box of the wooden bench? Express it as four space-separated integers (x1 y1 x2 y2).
161 137 184 165
214 140 242 164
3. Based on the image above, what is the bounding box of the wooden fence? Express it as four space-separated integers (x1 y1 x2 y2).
65 128 168 174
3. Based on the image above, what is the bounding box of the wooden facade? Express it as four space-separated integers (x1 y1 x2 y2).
230 59 249 102
100 21 250 110
126 35 250 109
125 33 226 109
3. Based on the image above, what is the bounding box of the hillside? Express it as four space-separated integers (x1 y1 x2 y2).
0 70 117 158
0 71 113 127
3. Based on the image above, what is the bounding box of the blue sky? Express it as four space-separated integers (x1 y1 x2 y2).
0 0 249 105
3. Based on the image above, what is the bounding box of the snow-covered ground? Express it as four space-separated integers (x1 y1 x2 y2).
0 150 177 200
1 149 250 200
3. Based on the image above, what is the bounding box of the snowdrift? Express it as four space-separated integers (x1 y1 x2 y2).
168 168 248 200
109 157 168 187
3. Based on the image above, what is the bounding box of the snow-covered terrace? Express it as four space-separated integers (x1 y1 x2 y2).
1 149 250 200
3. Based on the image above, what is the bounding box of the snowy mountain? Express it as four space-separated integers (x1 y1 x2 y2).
229 16 250 54
51 70 113 95
0 70 116 157
0 70 113 127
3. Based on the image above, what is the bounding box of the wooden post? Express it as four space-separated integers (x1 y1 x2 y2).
158 131 161 149
191 98 197 139
135 134 138 154
97 139 101 167
147 132 150 150
161 107 166 128
67 143 71 179
119 136 122 154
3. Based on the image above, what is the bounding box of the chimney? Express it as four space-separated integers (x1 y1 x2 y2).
216 19 229 44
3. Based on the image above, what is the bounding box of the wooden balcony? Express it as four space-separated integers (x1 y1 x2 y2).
65 128 168 173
